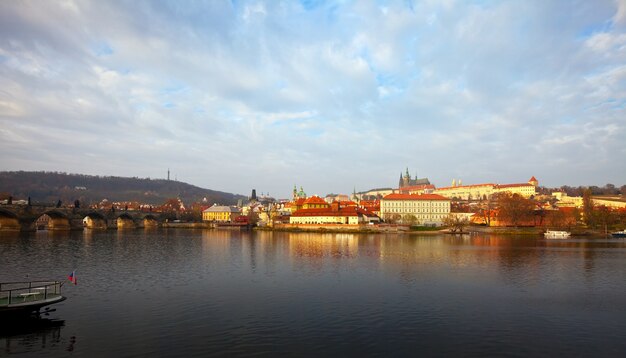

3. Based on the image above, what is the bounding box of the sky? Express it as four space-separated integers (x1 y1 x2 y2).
1 0 625 199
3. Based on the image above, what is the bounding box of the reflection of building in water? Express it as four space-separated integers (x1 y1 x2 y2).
288 233 359 259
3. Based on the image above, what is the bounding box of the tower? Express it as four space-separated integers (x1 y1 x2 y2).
167 168 170 181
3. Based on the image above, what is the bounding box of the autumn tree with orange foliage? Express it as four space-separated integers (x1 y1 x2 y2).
495 192 535 227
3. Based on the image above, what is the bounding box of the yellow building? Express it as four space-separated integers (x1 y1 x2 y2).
202 205 241 222
592 197 626 209
434 176 538 200
289 202 379 225
434 183 495 201
552 192 584 208
380 193 450 226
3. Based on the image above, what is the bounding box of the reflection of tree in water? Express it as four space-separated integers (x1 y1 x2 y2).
0 317 70 355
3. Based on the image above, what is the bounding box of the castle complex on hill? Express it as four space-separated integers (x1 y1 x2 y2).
398 168 431 189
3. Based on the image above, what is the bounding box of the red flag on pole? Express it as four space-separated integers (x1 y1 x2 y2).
68 270 77 285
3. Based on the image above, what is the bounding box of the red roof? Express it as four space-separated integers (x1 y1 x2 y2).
303 196 327 205
529 176 538 182
436 183 496 190
399 184 436 191
383 193 449 201
495 183 534 189
291 206 376 217
338 200 357 206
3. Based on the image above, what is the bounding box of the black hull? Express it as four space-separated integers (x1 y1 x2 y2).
0 296 66 318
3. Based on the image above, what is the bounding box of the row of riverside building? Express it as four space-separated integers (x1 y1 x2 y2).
202 170 541 228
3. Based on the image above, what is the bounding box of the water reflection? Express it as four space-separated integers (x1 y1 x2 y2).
0 317 67 355
288 232 360 259
2 229 626 356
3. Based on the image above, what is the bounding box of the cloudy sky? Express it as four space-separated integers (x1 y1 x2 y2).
1 0 625 198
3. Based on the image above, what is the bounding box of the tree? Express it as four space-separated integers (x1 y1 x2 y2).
546 209 567 229
247 210 259 227
443 214 469 233
582 188 594 227
593 206 618 233
604 183 616 195
402 214 417 226
496 193 535 227
385 213 402 224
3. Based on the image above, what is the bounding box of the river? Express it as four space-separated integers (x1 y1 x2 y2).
1 229 626 357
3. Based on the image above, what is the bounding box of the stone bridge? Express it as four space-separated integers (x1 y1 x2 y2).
0 205 164 231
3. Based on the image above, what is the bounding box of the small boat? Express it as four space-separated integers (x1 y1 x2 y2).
0 281 66 318
611 230 626 238
544 230 571 239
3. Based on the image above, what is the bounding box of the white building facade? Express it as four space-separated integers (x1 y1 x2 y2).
380 193 451 226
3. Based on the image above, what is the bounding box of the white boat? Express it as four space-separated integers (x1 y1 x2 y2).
0 281 66 318
611 230 626 238
544 230 571 239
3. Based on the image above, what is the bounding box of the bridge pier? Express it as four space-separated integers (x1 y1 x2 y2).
0 216 21 231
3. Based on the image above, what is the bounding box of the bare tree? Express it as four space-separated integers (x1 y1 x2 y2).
402 214 417 226
443 214 469 233
385 213 402 224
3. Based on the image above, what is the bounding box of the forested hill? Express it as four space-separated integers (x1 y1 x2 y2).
0 171 246 206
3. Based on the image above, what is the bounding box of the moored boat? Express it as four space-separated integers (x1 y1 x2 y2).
611 230 626 238
0 281 66 318
544 230 571 239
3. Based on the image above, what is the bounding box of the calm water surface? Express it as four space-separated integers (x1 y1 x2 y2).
1 229 626 357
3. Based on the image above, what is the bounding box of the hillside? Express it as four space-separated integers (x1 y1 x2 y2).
0 171 246 206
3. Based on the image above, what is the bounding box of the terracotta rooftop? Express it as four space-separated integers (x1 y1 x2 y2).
383 193 449 201
291 206 376 217
495 183 534 189
303 196 327 205
436 183 496 190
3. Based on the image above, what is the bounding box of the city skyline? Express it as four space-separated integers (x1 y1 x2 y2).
1 1 625 198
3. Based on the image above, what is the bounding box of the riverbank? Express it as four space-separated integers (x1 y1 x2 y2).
255 225 617 236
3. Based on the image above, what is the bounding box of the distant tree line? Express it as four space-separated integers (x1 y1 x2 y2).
0 171 245 207
537 183 626 197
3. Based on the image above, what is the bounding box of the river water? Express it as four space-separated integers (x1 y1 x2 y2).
1 229 626 357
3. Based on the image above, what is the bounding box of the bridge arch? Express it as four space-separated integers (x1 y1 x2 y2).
142 214 159 228
116 213 136 229
83 212 108 230
0 208 20 231
38 210 72 231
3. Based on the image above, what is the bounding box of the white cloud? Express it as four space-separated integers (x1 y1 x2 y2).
0 0 625 196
